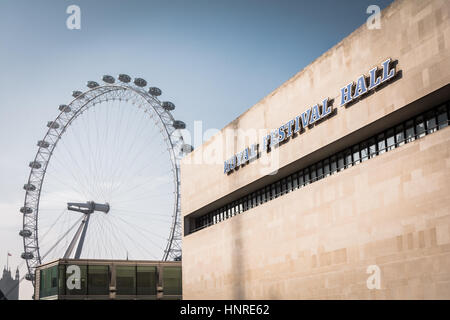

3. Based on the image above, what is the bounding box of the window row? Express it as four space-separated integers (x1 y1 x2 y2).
39 264 182 298
191 102 449 234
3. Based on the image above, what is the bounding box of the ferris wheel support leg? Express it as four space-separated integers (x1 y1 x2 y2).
74 214 91 259
63 214 90 259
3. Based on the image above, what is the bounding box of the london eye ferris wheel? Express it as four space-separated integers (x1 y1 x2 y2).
19 74 192 286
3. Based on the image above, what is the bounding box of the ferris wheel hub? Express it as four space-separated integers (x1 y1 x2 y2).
67 201 110 215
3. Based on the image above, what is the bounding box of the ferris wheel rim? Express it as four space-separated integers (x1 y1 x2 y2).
20 79 187 286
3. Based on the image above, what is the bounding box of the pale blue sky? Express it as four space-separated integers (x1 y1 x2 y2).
0 0 393 299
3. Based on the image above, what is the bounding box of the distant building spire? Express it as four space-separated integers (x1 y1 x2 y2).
0 263 19 300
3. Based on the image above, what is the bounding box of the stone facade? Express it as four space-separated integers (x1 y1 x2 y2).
181 0 450 299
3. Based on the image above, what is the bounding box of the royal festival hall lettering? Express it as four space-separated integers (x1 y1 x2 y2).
224 58 397 175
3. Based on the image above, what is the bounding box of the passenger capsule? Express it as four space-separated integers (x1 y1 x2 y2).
23 184 36 192
37 140 50 148
102 75 115 84
134 78 147 87
47 121 60 129
21 252 34 260
173 120 186 129
59 104 71 113
162 101 176 111
87 81 99 89
72 91 83 98
25 273 34 281
118 74 131 83
19 229 32 238
181 144 193 153
20 207 33 214
149 87 162 96
29 161 41 169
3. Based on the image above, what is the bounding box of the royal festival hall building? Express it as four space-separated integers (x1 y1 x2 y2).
181 0 450 299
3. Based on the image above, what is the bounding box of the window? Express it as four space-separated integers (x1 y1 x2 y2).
405 120 415 142
58 265 65 296
256 191 261 206
323 159 330 177
377 133 386 154
287 175 293 192
317 161 324 180
252 192 257 207
310 165 317 182
344 149 352 168
395 125 405 146
368 137 377 158
386 129 395 151
116 266 136 295
337 152 345 171
271 184 276 199
88 265 109 295
360 142 368 162
265 186 271 202
437 105 448 129
39 265 59 298
292 172 298 189
275 182 281 197
281 178 287 195
415 115 426 138
304 168 310 185
352 146 360 164
330 156 337 174
163 266 182 296
426 110 437 133
137 266 157 295
298 170 305 187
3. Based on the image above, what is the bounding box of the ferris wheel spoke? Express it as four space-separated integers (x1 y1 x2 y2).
88 107 110 201
98 216 116 259
111 191 174 205
110 144 172 195
107 100 141 175
70 110 98 190
112 207 173 217
38 208 67 242
107 109 156 190
58 120 101 200
108 164 173 198
101 215 132 259
82 107 107 201
113 211 172 224
106 214 156 260
109 173 173 199
100 99 123 197
48 139 93 199
98 102 113 199
109 213 168 242
42 170 90 202
108 215 163 258
40 216 83 261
